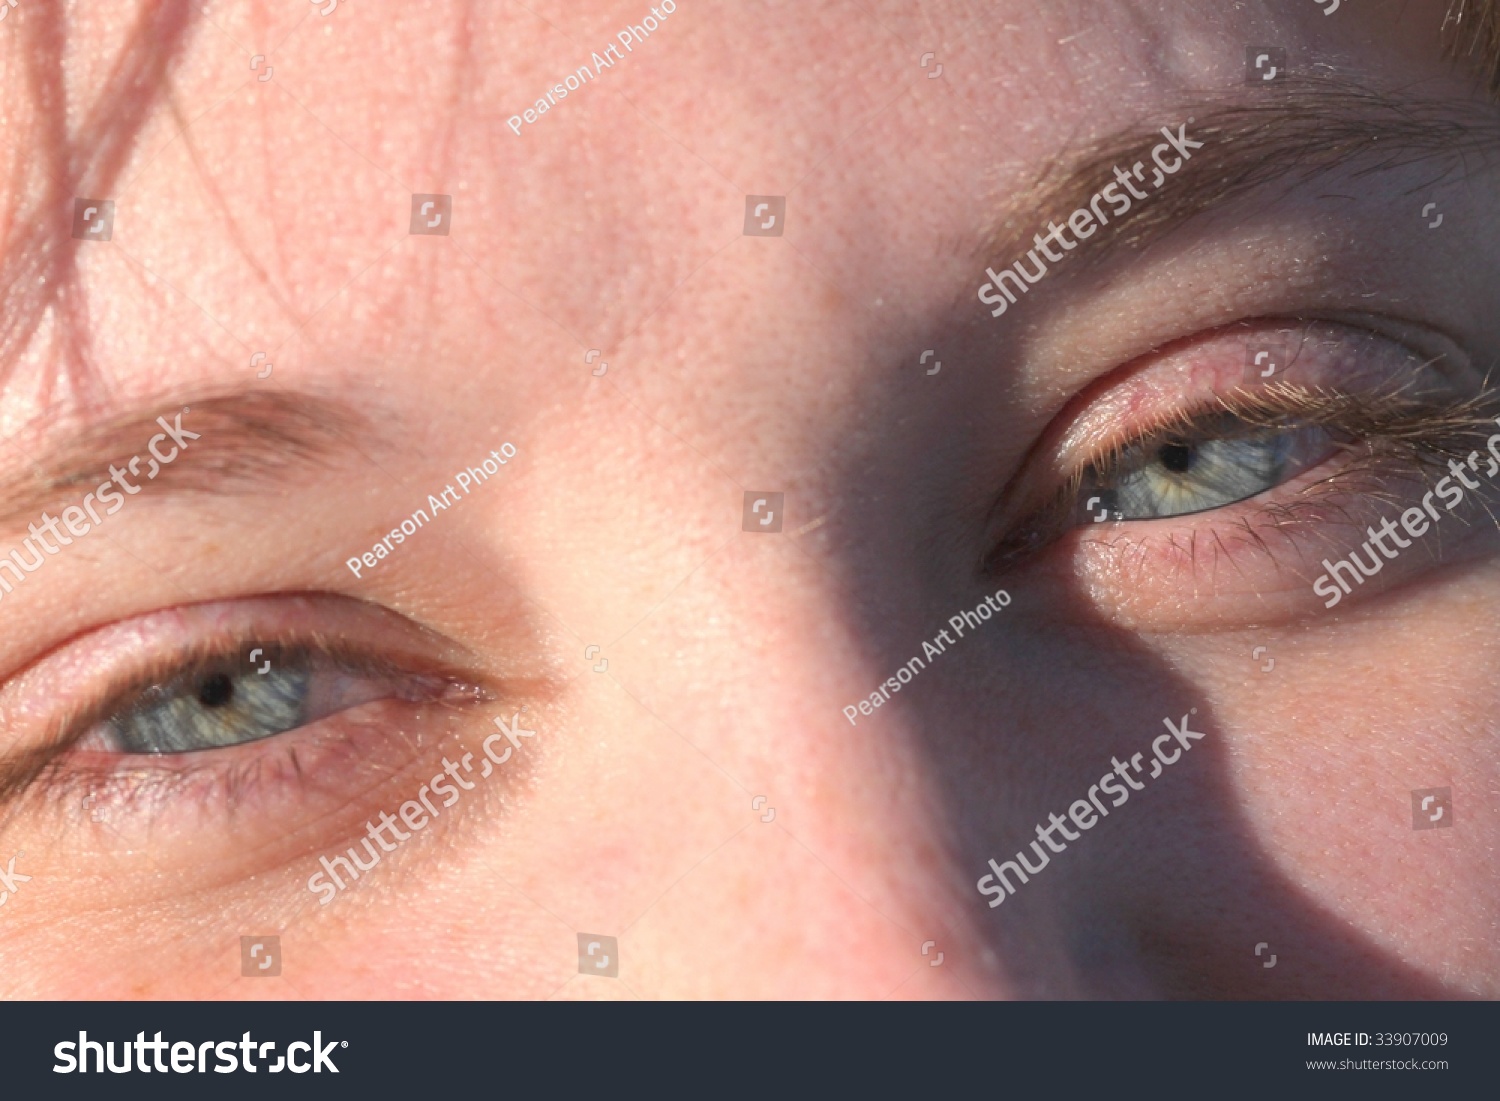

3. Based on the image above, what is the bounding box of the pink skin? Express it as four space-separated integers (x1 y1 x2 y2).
0 0 1496 999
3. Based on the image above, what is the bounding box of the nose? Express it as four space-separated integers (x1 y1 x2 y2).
526 508 1039 998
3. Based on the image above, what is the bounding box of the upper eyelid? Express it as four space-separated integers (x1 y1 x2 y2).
1082 407 1284 478
1080 387 1500 497
1063 310 1472 442
0 590 484 687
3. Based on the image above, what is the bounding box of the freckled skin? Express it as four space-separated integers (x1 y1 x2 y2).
0 0 1496 1000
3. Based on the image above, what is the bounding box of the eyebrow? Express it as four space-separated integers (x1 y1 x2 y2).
0 389 373 530
970 78 1500 282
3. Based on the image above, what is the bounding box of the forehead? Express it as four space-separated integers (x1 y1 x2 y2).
0 0 1466 428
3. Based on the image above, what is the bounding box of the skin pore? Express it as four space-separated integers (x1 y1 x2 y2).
0 0 1496 999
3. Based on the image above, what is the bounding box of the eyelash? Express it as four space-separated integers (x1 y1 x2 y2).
984 380 1500 573
0 631 491 826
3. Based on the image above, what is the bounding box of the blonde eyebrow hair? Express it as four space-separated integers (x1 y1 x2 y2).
0 388 374 531
967 78 1500 290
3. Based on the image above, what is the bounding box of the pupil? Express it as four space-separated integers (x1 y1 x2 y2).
1159 441 1194 474
197 673 235 708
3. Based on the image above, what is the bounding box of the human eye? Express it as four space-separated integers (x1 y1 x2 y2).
84 644 448 756
985 320 1500 625
1078 413 1335 523
0 594 499 864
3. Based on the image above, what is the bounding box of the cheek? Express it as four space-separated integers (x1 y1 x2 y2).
1202 589 1500 987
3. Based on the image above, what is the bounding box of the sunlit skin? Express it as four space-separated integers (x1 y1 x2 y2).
0 0 1497 999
